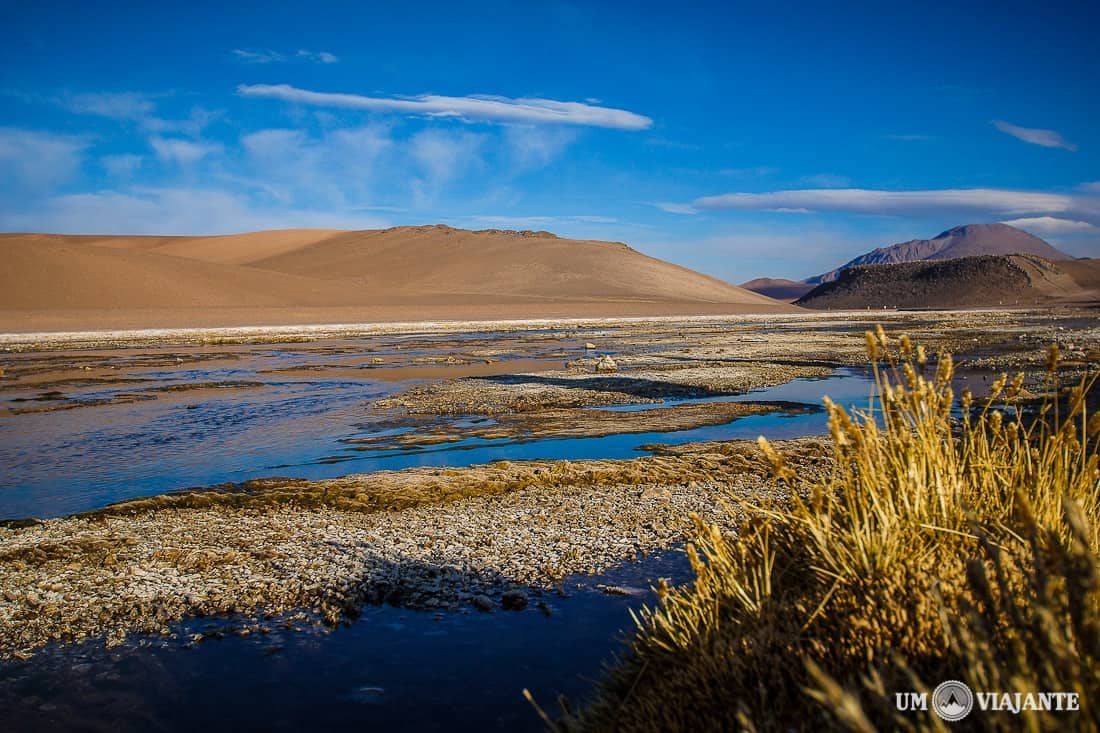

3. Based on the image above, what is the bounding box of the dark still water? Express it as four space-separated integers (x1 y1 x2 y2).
0 551 689 733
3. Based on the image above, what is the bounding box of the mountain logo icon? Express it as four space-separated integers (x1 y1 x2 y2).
932 680 974 722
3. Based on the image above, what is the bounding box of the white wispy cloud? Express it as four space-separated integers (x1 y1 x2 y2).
296 49 338 63
1000 216 1097 234
232 49 286 64
0 187 389 235
502 125 578 170
237 84 653 130
655 202 701 215
670 187 1099 222
100 154 143 178
470 214 619 227
64 91 220 137
66 91 154 120
796 173 851 188
718 166 779 178
150 137 222 165
233 48 339 64
992 120 1078 151
409 129 486 186
239 124 394 208
0 127 88 193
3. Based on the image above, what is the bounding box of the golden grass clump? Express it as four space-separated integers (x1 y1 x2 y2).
545 329 1099 731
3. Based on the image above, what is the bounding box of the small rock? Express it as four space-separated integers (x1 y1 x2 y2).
501 590 528 611
584 342 596 350
595 355 618 373
597 585 647 598
471 595 494 612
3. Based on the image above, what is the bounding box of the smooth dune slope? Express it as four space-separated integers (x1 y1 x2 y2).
0 226 794 331
0 235 363 310
248 225 772 303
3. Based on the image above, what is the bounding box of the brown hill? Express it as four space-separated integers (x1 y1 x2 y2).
0 226 794 332
808 223 1071 284
739 278 816 302
798 254 1100 310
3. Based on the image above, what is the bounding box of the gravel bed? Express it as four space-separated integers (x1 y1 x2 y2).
0 439 830 659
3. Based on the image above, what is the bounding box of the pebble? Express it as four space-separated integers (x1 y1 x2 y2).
501 590 528 611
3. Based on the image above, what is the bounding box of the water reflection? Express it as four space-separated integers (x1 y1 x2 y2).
1 366 875 519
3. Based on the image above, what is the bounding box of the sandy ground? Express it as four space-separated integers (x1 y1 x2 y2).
0 227 795 332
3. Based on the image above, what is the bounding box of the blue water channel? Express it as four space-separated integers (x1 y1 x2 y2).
0 365 875 519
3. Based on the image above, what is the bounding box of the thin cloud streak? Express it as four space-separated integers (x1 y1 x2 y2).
150 137 222 165
237 84 653 130
992 120 1078 151
1000 216 1097 234
470 214 619 227
680 187 1099 221
296 49 338 63
232 49 286 64
233 49 338 64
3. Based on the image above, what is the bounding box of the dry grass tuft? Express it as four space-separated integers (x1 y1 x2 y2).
546 329 1099 731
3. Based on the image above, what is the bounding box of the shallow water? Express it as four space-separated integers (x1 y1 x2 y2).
0 550 689 733
0 333 874 731
0 365 873 519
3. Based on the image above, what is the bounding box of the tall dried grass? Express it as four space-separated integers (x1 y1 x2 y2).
541 328 1099 731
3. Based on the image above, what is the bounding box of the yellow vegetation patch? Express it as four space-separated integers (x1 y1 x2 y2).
546 329 1100 732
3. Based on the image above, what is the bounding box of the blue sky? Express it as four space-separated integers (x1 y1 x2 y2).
2 0 1097 281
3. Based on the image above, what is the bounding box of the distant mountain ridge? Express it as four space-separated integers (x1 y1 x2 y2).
797 253 1099 310
738 278 815 302
806 223 1071 284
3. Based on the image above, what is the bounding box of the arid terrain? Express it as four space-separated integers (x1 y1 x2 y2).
0 227 793 332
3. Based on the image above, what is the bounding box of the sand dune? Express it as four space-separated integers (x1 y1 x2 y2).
84 229 346 265
0 226 793 332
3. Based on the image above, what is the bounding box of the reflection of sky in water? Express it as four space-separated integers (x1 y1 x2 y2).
0 548 690 732
0 355 874 730
0 360 874 518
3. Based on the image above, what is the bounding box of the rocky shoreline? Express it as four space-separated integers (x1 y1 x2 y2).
0 438 830 660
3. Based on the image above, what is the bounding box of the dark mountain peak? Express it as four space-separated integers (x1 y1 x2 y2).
807 222 1071 283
